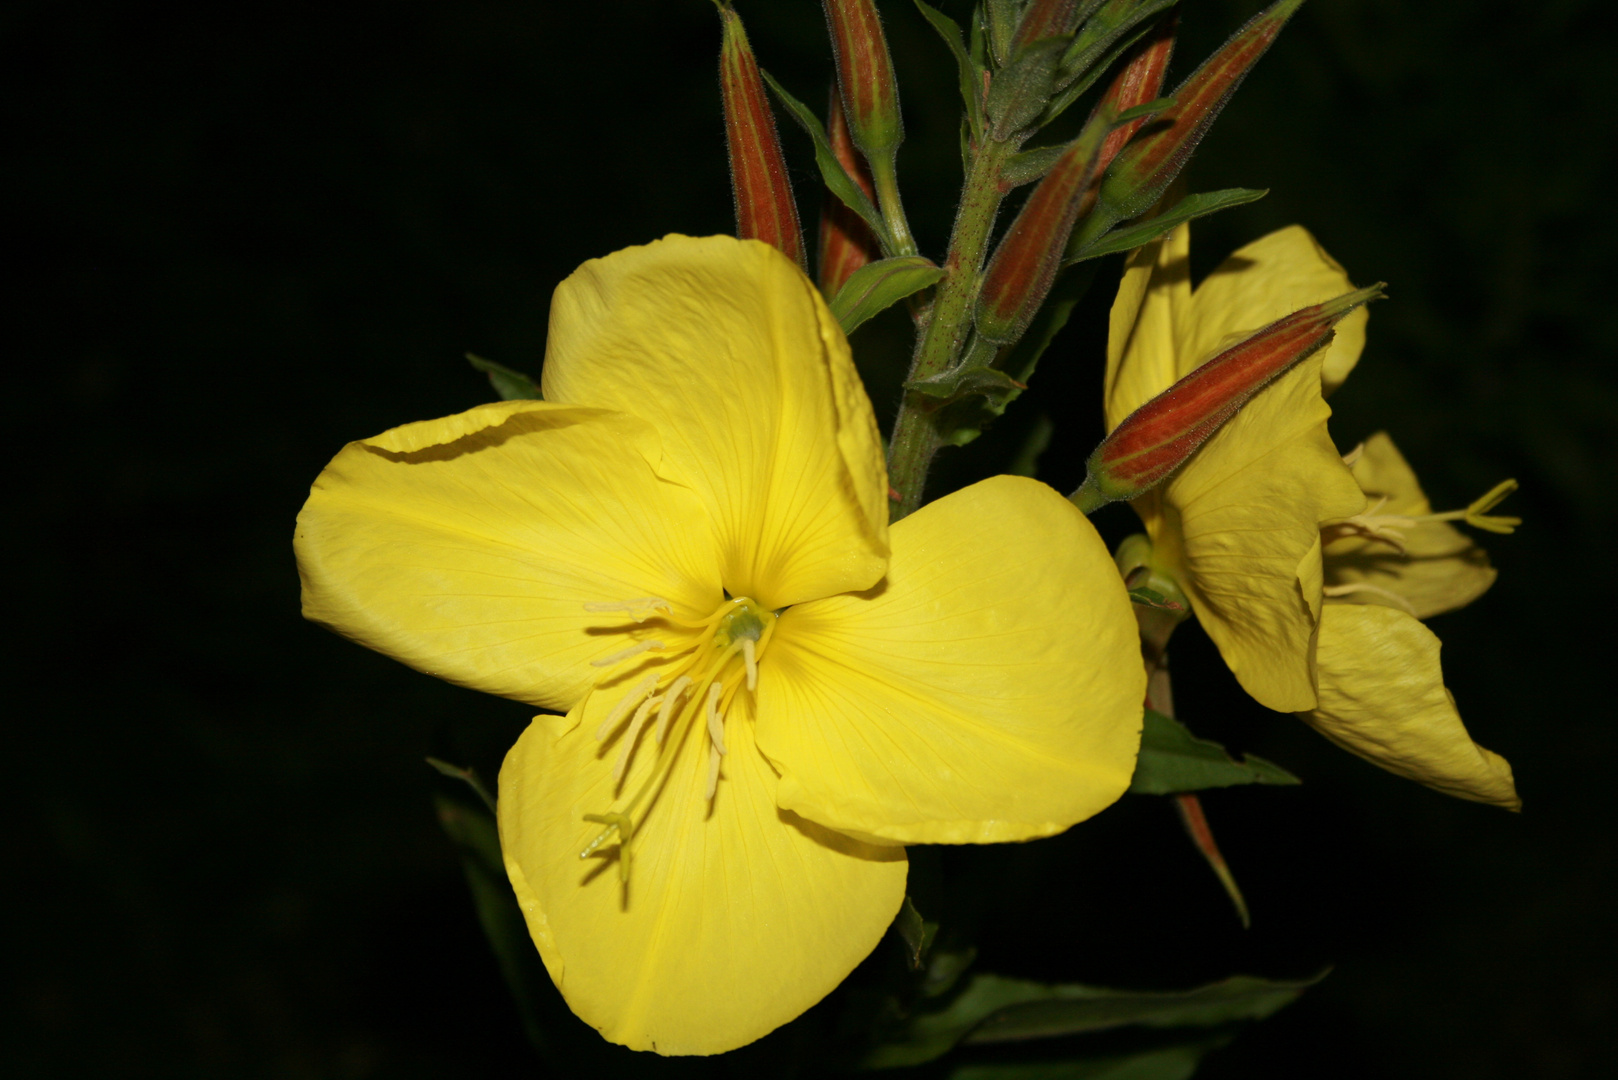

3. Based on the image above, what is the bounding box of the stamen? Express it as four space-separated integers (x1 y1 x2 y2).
1462 478 1521 534
590 639 664 668
742 637 758 691
655 676 692 744
1341 442 1365 468
583 597 673 622
594 672 659 741
580 812 634 882
705 744 723 801
612 693 661 784
1323 582 1418 616
705 681 727 756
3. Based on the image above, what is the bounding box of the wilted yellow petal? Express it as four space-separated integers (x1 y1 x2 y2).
498 693 906 1056
756 476 1144 845
1180 225 1367 396
541 234 889 609
1303 603 1519 808
1152 350 1366 712
1326 432 1497 618
295 401 721 711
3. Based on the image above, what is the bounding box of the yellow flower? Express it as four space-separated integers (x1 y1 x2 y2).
295 235 1145 1055
1107 224 1518 809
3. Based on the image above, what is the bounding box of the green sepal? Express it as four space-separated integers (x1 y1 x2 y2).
985 0 1021 67
1126 586 1184 613
986 37 1069 140
893 895 941 972
915 0 986 142
466 353 541 401
760 70 893 252
1001 144 1069 188
829 255 944 335
864 970 1322 1069
1066 187 1268 264
1130 710 1300 795
949 1038 1231 1080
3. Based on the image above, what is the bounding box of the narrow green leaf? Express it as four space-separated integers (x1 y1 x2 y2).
1126 586 1184 613
1001 144 1069 187
907 364 1024 401
893 895 940 971
867 971 1320 1068
829 256 943 335
985 0 1020 67
760 70 892 252
1066 187 1268 263
951 1039 1229 1080
1114 95 1175 124
1043 16 1159 125
916 0 986 139
986 37 1069 139
1130 709 1300 796
1061 0 1180 84
426 755 498 815
466 353 541 401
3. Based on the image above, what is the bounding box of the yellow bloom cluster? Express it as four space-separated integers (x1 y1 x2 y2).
1106 224 1519 809
295 236 1146 1054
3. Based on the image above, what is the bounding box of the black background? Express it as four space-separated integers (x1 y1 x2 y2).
7 1 1614 1076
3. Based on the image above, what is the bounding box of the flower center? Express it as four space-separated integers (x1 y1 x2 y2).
576 594 778 883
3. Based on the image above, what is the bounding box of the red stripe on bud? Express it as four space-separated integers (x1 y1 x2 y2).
1077 282 1384 508
823 0 903 157
818 85 881 296
1099 0 1301 223
1014 0 1088 51
720 4 805 268
1069 12 1179 225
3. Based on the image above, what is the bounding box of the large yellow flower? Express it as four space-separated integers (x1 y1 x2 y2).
1106 224 1517 808
295 235 1145 1055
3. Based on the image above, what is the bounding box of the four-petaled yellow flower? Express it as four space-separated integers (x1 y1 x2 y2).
295 235 1145 1055
1105 224 1518 809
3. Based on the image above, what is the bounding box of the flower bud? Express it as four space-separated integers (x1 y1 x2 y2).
1096 0 1302 226
1074 281 1384 511
1014 0 1089 51
719 3 805 268
818 85 881 296
1067 12 1178 225
822 0 904 158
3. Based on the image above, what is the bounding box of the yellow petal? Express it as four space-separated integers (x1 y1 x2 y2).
498 693 906 1056
541 235 889 609
1104 225 1192 431
1180 225 1367 396
756 476 1144 845
1302 603 1520 809
1153 351 1366 712
1327 432 1496 618
295 401 722 711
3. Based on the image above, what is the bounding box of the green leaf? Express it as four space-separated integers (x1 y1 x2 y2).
1066 188 1268 264
1060 0 1180 86
829 256 944 335
760 70 892 252
865 971 1320 1068
950 1039 1230 1080
466 352 540 400
1130 710 1300 796
1043 15 1160 126
986 37 1069 140
1114 95 1175 125
985 0 1020 67
916 0 986 140
893 895 940 971
1125 586 1184 613
908 364 1024 401
1001 144 1069 187
425 755 497 815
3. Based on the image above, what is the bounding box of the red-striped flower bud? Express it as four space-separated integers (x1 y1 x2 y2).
1097 0 1301 225
818 85 881 296
1074 282 1384 511
719 3 805 268
1014 0 1088 50
1070 13 1178 225
822 0 903 157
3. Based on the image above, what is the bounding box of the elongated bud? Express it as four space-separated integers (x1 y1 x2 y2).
822 0 903 157
818 85 880 296
1014 0 1091 50
1073 282 1385 511
1068 13 1178 225
719 3 805 267
975 112 1114 343
1097 0 1301 225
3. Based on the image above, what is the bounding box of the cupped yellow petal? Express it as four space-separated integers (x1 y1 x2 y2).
295 401 722 711
1151 350 1367 712
755 476 1144 846
1302 603 1520 809
1104 225 1191 431
1181 225 1367 396
498 693 907 1056
1326 432 1496 618
541 234 889 609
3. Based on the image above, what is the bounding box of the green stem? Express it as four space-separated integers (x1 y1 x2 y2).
886 136 1018 520
869 151 918 258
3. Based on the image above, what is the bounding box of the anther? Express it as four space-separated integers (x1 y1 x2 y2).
655 676 692 744
590 639 664 668
742 638 758 691
595 672 659 741
706 744 723 802
583 597 673 622
612 694 661 784
705 682 727 756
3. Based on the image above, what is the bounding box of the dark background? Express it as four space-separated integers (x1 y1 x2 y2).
7 1 1614 1076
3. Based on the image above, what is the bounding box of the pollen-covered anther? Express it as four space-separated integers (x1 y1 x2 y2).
596 671 660 741
591 639 665 668
583 597 674 622
742 638 758 690
612 693 662 785
655 676 693 744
